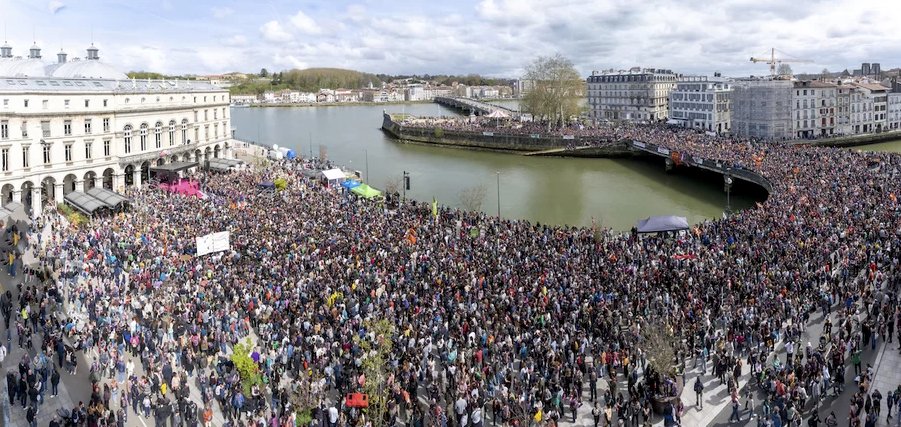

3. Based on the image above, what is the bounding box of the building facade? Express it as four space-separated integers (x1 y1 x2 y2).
791 81 837 138
668 75 732 134
849 83 889 134
0 43 233 217
888 91 901 131
587 68 678 123
731 79 793 140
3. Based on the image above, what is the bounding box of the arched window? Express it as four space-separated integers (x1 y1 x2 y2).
168 120 176 146
181 119 189 144
154 122 163 148
139 123 148 151
123 125 133 154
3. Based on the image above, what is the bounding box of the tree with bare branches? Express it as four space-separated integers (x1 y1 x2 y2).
458 185 487 212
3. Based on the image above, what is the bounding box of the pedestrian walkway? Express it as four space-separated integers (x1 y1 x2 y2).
872 341 901 427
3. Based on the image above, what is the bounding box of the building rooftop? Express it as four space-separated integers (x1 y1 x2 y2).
0 76 225 93
793 80 837 88
851 83 890 91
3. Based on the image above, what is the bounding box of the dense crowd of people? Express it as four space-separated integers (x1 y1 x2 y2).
4 122 901 427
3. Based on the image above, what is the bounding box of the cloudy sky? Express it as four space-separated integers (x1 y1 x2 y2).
3 0 901 78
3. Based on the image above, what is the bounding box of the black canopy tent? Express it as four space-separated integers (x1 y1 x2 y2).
150 161 198 183
64 191 108 215
635 215 690 233
86 187 130 211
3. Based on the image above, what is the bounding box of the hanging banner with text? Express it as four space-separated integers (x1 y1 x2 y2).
196 231 231 256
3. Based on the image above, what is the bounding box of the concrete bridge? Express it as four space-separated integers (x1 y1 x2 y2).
434 96 519 116
629 140 773 194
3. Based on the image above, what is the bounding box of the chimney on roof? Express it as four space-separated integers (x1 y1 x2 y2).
0 42 11 58
28 43 41 59
57 49 67 64
86 43 99 60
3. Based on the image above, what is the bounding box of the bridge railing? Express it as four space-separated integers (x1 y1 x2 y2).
630 140 773 194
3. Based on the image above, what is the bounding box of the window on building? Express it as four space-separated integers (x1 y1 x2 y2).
64 143 72 162
42 100 48 109
123 125 133 154
181 120 188 143
84 119 92 134
103 118 110 132
213 109 218 120
103 99 108 107
41 121 51 138
85 141 92 159
23 100 28 108
169 120 176 146
103 140 110 157
64 120 72 136
2 99 7 108
21 121 27 138
85 99 90 108
154 122 162 148
64 99 70 108
22 146 29 168
43 144 51 164
204 125 209 141
194 111 198 122
0 148 7 172
0 121 7 139
139 123 148 151
214 123 218 139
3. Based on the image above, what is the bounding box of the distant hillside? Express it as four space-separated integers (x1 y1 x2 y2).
278 68 383 92
230 68 382 95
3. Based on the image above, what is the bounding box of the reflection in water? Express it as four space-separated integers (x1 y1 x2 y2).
232 104 765 230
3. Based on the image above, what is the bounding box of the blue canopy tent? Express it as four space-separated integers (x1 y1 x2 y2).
258 181 275 190
341 180 362 190
635 215 689 233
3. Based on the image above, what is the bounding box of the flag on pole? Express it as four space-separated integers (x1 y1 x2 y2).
431 197 438 218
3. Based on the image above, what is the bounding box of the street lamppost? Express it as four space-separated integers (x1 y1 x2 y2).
365 149 369 182
724 170 733 217
496 171 501 217
403 171 410 202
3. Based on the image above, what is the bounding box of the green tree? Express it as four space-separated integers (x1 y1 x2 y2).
260 68 270 77
231 339 263 395
521 54 584 130
354 319 395 427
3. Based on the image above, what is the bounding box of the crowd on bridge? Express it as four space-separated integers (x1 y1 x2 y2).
4 121 901 427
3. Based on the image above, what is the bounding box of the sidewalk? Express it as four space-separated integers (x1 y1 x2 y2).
872 340 901 427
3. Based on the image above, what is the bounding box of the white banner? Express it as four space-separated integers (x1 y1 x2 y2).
196 231 231 256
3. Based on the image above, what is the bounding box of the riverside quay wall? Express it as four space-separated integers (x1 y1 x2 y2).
381 113 636 156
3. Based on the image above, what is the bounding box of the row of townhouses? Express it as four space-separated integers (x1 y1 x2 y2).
235 84 510 105
587 67 901 140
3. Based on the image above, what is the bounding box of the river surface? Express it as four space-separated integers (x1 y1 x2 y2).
232 103 766 230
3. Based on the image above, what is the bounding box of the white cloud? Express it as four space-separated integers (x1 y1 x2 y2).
6 0 901 77
260 20 293 43
289 10 321 35
224 35 248 47
212 7 234 19
48 0 65 14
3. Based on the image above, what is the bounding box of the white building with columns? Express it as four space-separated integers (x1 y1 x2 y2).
0 42 234 218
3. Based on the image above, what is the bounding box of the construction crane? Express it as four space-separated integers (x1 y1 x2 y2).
750 48 814 77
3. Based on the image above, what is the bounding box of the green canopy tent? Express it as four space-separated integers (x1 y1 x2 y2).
351 183 383 199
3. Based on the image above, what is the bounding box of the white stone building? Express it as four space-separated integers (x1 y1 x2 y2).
587 67 679 123
849 83 889 134
0 43 234 217
668 75 732 134
888 92 901 131
791 81 837 138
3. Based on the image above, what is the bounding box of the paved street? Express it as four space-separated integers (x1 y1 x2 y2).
0 217 237 427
